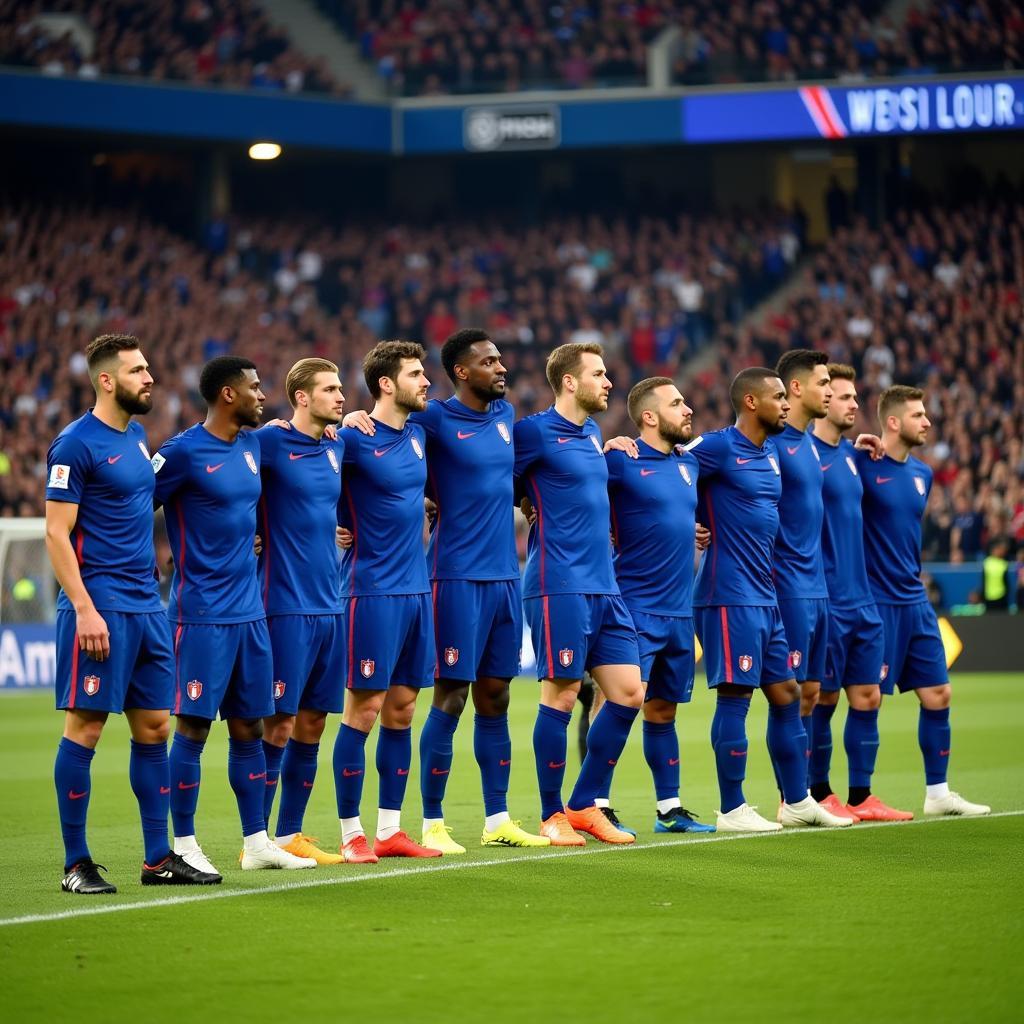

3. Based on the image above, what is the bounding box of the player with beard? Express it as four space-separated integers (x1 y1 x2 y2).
332 342 442 861
599 378 717 834
809 364 912 821
857 385 989 817
514 342 644 846
155 357 315 875
46 334 220 893
687 367 852 831
256 359 348 864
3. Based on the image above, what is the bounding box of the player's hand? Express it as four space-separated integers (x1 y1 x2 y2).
425 498 438 528
267 418 291 430
77 607 110 662
342 411 375 436
336 526 354 550
695 523 711 550
855 433 884 460
254 534 263 556
604 435 639 458
520 497 537 526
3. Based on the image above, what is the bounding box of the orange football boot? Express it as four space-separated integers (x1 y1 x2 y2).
564 805 635 844
539 811 587 846
341 835 379 864
373 831 443 858
819 793 861 823
846 795 913 821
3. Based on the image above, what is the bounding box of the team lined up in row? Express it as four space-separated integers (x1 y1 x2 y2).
45 329 988 894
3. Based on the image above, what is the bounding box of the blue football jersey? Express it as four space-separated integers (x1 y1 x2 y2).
153 424 264 626
338 420 429 597
811 434 874 610
513 407 618 599
414 397 518 582
255 425 344 615
45 411 161 612
685 426 782 607
857 449 932 605
607 440 699 617
773 424 828 599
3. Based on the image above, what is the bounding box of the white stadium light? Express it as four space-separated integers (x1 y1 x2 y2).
248 142 282 161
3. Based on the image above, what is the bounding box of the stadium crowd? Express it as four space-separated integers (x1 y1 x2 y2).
0 0 351 95
326 0 1021 96
1 189 1021 577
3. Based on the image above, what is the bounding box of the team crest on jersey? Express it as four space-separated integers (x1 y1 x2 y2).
497 422 511 445
678 464 692 485
187 680 203 701
559 648 574 668
83 675 100 696
767 456 780 476
138 441 150 460
327 449 339 473
880 664 889 682
846 456 858 476
590 435 603 455
273 681 286 700
444 647 459 667
411 437 424 460
789 650 802 670
244 451 258 475
360 659 375 678
914 476 925 496
738 655 753 673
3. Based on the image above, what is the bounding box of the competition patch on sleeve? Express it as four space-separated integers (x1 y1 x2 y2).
48 464 70 489
150 452 166 474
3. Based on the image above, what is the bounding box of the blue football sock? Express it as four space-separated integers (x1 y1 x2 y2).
474 713 511 817
169 732 205 838
568 700 639 811
767 701 810 805
276 738 319 838
808 702 837 787
54 737 94 869
228 738 268 838
845 707 880 789
261 740 284 831
712 695 749 813
377 725 412 812
533 704 571 820
419 706 459 819
643 719 680 801
801 713 814 789
129 739 171 866
333 723 369 818
918 706 951 784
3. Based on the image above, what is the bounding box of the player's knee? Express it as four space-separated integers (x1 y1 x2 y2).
848 687 881 711
764 679 800 705
66 714 105 748
265 716 294 747
919 684 951 710
617 682 645 709
472 677 510 717
642 699 676 724
435 681 469 717
295 711 327 744
141 717 171 745
228 717 263 741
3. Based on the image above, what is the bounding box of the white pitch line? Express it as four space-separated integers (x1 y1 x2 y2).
3 809 1021 929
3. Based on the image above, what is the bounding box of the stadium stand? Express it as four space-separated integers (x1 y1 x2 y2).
317 0 1022 96
0 0 351 95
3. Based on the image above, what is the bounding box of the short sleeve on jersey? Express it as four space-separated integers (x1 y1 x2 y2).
45 433 90 503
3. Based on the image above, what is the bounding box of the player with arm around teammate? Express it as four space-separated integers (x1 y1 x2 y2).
256 358 348 864
858 386 989 817
514 342 645 846
687 368 852 832
46 334 220 893
809 364 912 822
156 357 316 875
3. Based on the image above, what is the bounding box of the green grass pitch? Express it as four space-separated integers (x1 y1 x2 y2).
1 673 1022 1023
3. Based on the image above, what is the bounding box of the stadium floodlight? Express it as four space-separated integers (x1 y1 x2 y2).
248 142 282 161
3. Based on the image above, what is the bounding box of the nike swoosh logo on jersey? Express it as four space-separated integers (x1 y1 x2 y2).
876 476 893 484
736 457 753 465
106 455 123 464
373 449 388 457
457 431 476 440
821 464 833 471
786 446 800 455
289 452 304 460
556 437 573 444
640 469 656 476
206 463 224 473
